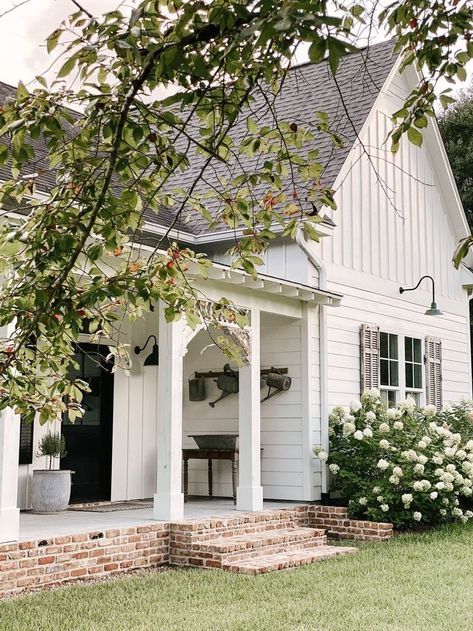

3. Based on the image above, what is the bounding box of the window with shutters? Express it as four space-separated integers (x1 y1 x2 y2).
361 326 429 406
380 332 399 405
425 336 442 410
18 417 34 465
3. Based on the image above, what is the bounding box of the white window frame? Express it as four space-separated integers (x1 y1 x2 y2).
379 330 425 406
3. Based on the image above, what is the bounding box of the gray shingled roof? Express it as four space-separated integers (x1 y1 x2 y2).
0 39 396 243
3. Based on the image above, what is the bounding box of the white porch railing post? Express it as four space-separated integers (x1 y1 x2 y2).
0 407 20 542
153 305 185 522
237 308 263 511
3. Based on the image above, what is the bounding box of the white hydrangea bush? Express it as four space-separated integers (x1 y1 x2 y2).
313 390 473 529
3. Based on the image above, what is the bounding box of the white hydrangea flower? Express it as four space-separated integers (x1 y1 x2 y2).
461 486 473 496
386 408 397 420
452 507 463 517
372 486 382 494
456 449 467 460
365 411 376 422
467 453 473 462
358 497 367 505
361 388 381 401
379 439 390 449
423 404 437 417
434 468 444 477
418 441 427 450
430 491 438 500
363 427 373 438
350 400 362 413
446 464 456 473
445 447 457 458
377 459 389 470
402 450 418 462
342 422 356 437
315 448 328 462
379 423 390 433
452 433 462 444
462 461 473 473
429 421 439 432
442 497 449 505
440 508 447 516
353 430 364 441
417 454 428 465
392 466 403 477
465 510 473 519
413 481 424 491
414 463 425 474
393 421 404 430
389 475 400 485
402 493 413 505
436 481 446 490
346 414 356 422
376 495 384 503
445 482 454 492
442 472 455 484
422 436 432 446
413 511 422 522
329 463 340 474
432 455 444 465
380 504 389 512
465 440 473 451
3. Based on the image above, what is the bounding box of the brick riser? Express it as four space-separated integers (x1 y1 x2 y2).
171 528 328 568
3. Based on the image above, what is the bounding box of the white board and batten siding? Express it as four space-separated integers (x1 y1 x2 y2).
317 66 472 409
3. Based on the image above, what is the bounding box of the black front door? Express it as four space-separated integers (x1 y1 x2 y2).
62 343 114 503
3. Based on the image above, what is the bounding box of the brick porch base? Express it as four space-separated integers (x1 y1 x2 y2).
0 505 393 595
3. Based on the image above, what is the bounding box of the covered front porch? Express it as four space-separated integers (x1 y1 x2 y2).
0 264 341 544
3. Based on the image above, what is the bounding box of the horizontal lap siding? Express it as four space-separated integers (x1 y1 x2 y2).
183 317 306 500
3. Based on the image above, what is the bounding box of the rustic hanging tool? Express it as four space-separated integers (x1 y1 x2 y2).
261 368 291 402
209 364 239 407
188 376 206 401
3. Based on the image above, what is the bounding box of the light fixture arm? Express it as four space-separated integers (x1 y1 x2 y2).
134 334 157 355
399 275 436 303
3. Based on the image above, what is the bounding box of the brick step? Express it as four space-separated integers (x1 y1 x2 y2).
222 545 358 575
192 527 327 564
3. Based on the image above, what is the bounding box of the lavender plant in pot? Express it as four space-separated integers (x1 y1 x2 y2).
31 432 72 513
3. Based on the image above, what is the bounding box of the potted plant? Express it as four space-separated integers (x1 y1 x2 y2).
31 432 72 513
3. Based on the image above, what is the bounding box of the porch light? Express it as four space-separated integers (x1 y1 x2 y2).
399 275 443 316
134 334 159 366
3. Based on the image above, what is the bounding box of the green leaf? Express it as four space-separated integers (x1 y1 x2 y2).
46 28 62 54
407 126 423 147
308 38 326 64
57 56 77 79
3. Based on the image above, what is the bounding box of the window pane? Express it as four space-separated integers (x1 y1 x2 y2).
413 338 422 363
406 391 420 405
390 361 399 386
387 390 397 406
414 364 422 389
405 363 413 388
389 335 398 359
380 332 388 358
405 337 412 362
380 359 389 385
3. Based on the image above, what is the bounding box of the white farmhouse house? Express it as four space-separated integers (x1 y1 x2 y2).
1 39 472 543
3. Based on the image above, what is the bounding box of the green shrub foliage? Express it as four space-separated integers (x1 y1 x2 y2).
314 391 473 529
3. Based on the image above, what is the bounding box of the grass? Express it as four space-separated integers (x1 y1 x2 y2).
2 523 473 631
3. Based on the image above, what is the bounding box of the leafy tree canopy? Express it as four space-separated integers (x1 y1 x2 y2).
0 0 471 423
439 83 473 229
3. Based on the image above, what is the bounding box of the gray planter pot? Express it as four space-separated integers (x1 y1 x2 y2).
31 470 72 513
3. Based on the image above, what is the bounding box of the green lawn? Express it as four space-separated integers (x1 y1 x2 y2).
2 523 473 631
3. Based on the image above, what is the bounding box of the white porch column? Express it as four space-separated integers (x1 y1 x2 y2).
153 305 185 522
237 308 263 511
0 407 20 542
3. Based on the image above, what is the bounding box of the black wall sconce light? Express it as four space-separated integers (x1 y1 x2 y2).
399 275 443 316
134 334 159 366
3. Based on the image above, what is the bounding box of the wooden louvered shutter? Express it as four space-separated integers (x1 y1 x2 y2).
18 417 34 465
360 324 380 393
425 337 442 410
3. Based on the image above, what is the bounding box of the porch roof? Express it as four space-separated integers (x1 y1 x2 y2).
189 261 343 306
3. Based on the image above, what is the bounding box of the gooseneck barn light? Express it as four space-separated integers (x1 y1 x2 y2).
134 334 159 366
399 275 443 316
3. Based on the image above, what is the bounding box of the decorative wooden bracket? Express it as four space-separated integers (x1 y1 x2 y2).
195 367 288 379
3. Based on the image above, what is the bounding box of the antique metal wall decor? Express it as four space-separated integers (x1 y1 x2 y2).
261 369 292 402
188 376 206 401
209 364 239 407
